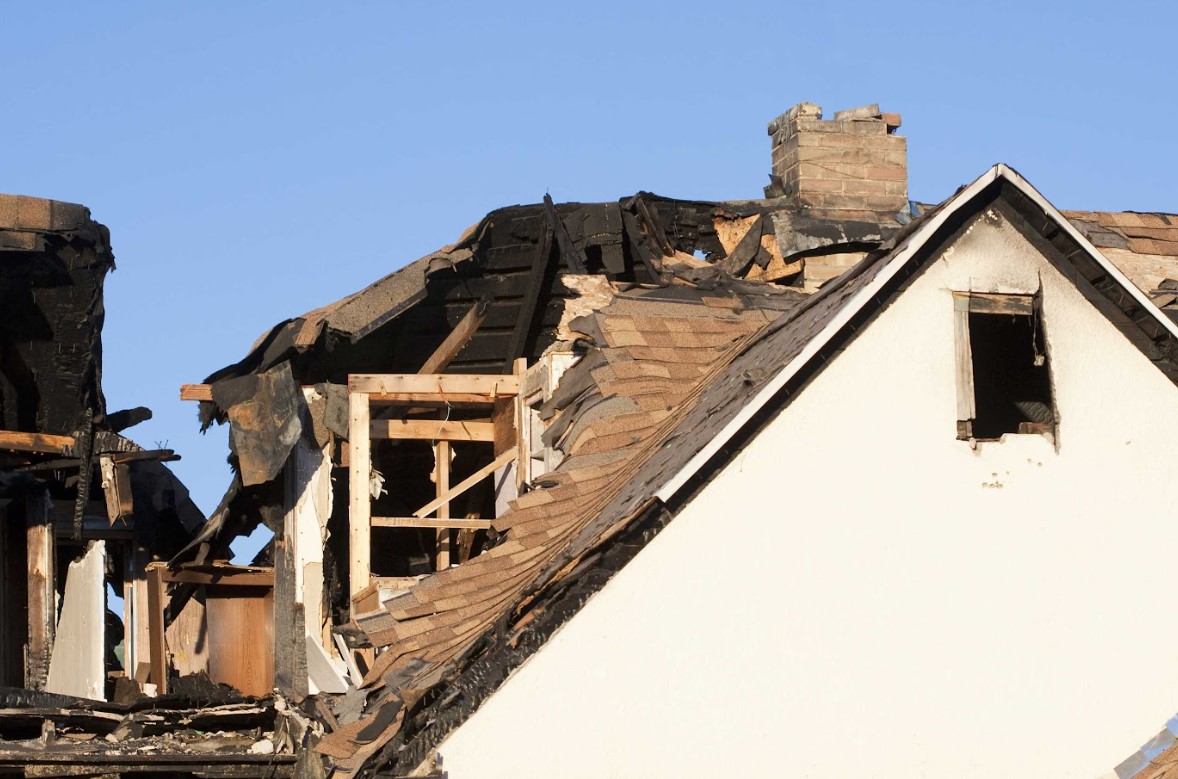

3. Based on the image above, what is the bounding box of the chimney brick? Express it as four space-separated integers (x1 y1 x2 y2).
767 102 908 212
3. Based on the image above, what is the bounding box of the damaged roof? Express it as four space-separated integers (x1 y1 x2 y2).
299 165 1178 775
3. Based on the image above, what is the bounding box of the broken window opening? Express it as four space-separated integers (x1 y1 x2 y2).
954 292 1055 441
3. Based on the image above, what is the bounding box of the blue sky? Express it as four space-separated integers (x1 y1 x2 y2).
3 2 1175 556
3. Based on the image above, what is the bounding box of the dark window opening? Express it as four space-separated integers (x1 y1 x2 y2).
966 307 1054 439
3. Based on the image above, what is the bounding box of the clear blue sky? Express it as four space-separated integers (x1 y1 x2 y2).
3 2 1176 554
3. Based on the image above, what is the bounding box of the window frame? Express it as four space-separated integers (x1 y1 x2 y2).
953 291 1053 441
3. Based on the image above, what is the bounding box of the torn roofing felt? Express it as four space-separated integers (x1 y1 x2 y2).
312 165 1178 776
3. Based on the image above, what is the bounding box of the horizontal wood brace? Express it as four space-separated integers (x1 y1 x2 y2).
371 517 492 530
370 419 496 442
0 430 74 454
348 373 519 398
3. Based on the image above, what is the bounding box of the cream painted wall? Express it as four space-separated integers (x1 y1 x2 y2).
436 211 1178 779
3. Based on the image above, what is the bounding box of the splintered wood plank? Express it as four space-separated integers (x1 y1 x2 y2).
372 517 492 530
0 431 73 455
181 383 317 402
413 449 516 518
369 419 496 442
348 392 371 598
179 384 214 401
419 299 488 374
348 373 519 398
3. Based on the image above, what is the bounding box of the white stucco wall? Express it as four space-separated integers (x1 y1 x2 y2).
436 211 1178 779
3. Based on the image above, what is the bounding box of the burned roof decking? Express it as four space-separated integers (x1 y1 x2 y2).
199 193 906 392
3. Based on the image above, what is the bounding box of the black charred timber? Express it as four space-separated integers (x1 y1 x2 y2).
502 202 556 372
0 198 112 436
543 194 587 274
105 405 152 433
71 408 94 540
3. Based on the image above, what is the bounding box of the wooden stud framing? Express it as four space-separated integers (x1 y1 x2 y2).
370 419 496 442
348 391 371 598
146 562 168 694
514 358 529 490
435 441 451 571
25 490 54 690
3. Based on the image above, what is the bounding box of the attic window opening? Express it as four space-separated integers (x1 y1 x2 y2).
954 292 1055 441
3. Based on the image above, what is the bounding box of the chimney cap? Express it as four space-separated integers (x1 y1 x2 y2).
767 102 822 135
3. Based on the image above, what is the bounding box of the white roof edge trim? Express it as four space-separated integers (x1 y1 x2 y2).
655 163 1178 503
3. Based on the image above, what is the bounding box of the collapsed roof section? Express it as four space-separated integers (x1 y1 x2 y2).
181 191 911 560
198 192 910 393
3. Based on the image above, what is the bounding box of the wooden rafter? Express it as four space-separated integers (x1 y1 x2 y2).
419 298 489 375
504 201 555 372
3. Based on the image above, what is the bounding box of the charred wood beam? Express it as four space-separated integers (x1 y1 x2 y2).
620 194 675 283
544 194 587 274
104 406 152 433
503 203 556 371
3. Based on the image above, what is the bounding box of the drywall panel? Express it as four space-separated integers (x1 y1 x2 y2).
46 542 105 701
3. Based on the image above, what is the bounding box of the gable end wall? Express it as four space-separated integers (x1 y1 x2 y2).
436 210 1178 779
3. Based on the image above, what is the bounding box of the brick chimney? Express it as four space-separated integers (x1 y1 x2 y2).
767 102 907 213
